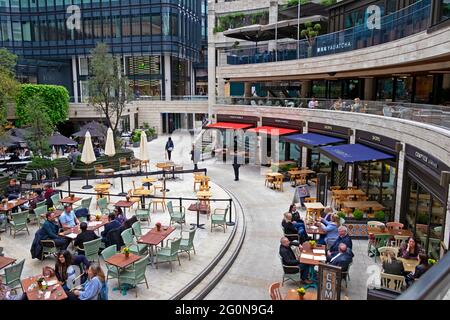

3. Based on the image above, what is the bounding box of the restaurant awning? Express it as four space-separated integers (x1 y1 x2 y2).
318 143 395 166
246 126 299 136
281 133 345 148
206 122 254 130
49 132 77 146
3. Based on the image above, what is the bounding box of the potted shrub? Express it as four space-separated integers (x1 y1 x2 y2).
374 210 386 222
131 130 141 147
352 209 364 220
145 127 157 142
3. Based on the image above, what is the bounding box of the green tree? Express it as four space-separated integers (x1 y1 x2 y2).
301 21 322 57
87 43 132 138
0 48 19 135
24 96 54 157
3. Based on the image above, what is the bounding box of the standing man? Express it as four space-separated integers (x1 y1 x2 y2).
165 137 174 161
232 136 240 181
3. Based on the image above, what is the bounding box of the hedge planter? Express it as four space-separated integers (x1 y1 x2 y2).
72 148 134 177
343 217 386 239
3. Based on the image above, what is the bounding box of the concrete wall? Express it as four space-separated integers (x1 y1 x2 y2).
216 24 450 80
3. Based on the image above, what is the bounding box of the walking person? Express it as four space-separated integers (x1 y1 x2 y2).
165 137 174 160
232 136 240 181
190 144 200 171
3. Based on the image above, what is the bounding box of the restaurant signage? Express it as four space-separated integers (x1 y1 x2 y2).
318 263 342 300
262 117 303 130
308 122 350 138
356 130 399 153
405 144 449 175
216 114 258 125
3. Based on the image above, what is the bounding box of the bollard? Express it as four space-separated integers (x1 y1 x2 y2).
226 199 235 226
118 174 127 196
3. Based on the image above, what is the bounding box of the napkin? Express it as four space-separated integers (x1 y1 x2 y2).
66 233 78 239
313 249 326 254
313 256 326 261
44 291 51 300
301 254 314 260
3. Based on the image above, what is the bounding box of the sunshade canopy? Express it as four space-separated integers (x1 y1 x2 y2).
318 143 395 166
246 126 299 136
281 133 345 148
104 128 116 157
206 122 254 130
49 132 77 146
80 131 96 164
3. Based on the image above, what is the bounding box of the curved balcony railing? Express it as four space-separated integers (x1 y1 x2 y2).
216 96 450 131
221 0 431 66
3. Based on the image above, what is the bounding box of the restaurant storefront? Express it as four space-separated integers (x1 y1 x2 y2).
306 123 351 188
401 145 449 261
354 131 401 218
246 117 302 165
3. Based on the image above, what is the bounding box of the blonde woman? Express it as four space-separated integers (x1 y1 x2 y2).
382 250 405 276
317 214 339 245
68 263 108 300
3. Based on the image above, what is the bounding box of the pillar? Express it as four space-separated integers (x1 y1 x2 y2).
302 122 308 168
268 0 278 53
217 78 225 98
445 186 450 250
394 144 406 222
244 82 252 98
164 54 171 101
207 3 216 120
364 77 376 100
443 74 450 89
347 131 356 187
72 57 78 103
301 80 311 98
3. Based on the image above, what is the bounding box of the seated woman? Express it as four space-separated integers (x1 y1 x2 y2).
405 254 431 286
67 263 108 300
281 212 308 243
382 250 405 276
400 237 422 259
55 250 90 290
288 204 303 223
322 206 334 222
317 214 339 245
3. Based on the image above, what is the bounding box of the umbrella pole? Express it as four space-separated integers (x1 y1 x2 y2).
82 163 93 189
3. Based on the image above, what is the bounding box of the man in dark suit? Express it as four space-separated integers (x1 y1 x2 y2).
74 222 99 255
279 237 312 284
327 243 353 272
41 212 69 250
232 136 241 181
328 226 353 257
101 213 121 244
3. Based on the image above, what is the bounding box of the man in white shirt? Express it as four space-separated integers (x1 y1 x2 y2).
308 97 317 109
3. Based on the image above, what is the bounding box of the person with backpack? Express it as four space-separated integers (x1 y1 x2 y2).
165 137 174 160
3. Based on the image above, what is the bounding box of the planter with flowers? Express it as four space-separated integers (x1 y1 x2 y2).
36 277 47 291
428 258 436 266
308 240 317 249
122 246 130 258
95 213 101 221
296 287 306 300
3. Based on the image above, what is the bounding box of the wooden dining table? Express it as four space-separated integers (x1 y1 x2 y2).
288 169 315 176
0 198 31 213
105 253 142 290
398 258 420 273
285 289 317 300
342 201 385 210
332 189 366 197
138 226 175 266
60 215 109 239
22 275 67 300
367 227 413 238
0 256 16 270
60 196 82 205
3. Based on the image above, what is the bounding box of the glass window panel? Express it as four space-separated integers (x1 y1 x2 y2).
395 77 413 102
440 0 450 22
1 21 12 41
406 180 418 233
122 16 131 37
79 57 89 76
376 77 393 101
102 15 111 38
289 143 300 162
170 13 178 36
131 14 140 37
162 12 170 36
20 0 29 7
93 16 102 38
152 14 161 35
414 75 434 104
141 15 151 36
12 21 22 41
112 16 121 38
416 185 430 252
429 198 444 260
22 21 31 41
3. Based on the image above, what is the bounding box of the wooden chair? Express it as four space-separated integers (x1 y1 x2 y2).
269 282 283 300
265 174 275 188
152 188 166 212
367 221 386 229
356 195 368 201
304 197 317 203
391 235 409 248
94 165 103 176
386 222 404 230
294 174 306 186
330 186 342 191
194 174 204 191
380 272 405 293
127 189 142 211
119 157 131 171
140 160 149 172
378 246 399 263
273 176 284 192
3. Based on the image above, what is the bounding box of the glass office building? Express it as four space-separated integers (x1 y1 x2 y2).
0 0 202 102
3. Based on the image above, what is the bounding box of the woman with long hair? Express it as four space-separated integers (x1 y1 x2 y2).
68 263 107 300
55 251 76 290
400 237 422 259
382 250 405 276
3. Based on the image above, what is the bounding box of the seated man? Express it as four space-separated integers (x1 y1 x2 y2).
279 237 313 284
41 212 70 250
59 204 80 230
101 213 121 244
44 183 55 200
74 222 99 255
4 179 21 201
327 243 353 272
328 226 353 258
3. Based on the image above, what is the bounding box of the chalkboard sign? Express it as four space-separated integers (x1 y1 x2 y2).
292 184 310 204
318 263 342 300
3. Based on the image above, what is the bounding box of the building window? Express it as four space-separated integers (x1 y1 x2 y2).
395 77 413 102
439 0 450 22
376 77 393 101
414 75 434 104
79 57 89 76
152 14 161 35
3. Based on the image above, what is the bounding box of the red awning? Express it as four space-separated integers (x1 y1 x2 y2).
206 122 254 130
246 126 299 136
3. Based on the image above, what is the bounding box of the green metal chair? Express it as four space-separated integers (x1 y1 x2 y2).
33 206 48 227
135 203 151 226
117 256 149 298
97 197 111 215
131 221 144 240
279 256 301 286
167 201 186 228
211 207 228 233
75 197 93 213
8 211 30 238
51 193 63 210
155 237 181 272
101 245 120 283
40 240 58 260
77 238 102 263
120 228 148 256
1 259 25 292
179 228 197 260
36 200 47 208
368 234 392 262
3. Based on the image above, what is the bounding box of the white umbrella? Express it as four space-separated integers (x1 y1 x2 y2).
81 131 96 189
138 130 149 161
104 128 116 157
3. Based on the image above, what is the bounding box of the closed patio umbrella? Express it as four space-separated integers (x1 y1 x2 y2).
49 132 77 146
138 130 149 162
104 128 116 157
81 131 97 189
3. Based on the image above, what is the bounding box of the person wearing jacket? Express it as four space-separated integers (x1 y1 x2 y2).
74 222 99 255
101 213 121 244
328 243 353 272
68 263 107 300
279 237 313 284
41 212 69 250
282 212 308 243
317 214 339 245
382 250 405 276
165 137 174 160
328 226 353 257
190 144 200 170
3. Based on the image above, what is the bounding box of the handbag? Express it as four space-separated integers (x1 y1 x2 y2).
42 266 55 277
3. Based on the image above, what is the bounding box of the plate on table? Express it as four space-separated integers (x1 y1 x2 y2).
46 280 57 286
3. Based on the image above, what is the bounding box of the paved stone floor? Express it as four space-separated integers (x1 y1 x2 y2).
1 132 382 300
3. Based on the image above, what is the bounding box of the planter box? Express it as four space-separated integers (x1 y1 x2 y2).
343 218 385 239
132 141 140 148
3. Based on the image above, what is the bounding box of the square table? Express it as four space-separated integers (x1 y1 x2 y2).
105 253 141 291
332 189 366 196
114 200 135 217
60 215 108 238
367 227 413 238
0 256 16 270
133 189 152 208
0 198 29 213
398 258 420 273
305 225 326 240
138 226 175 266
304 202 325 210
22 275 67 300
60 196 82 205
188 203 209 229
299 244 327 289
285 289 317 300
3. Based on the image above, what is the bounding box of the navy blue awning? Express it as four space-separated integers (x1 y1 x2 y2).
281 133 345 148
318 143 395 165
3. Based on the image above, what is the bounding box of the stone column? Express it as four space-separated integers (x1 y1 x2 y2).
445 186 450 250
164 54 171 101
394 144 406 222
364 77 376 100
301 80 311 98
347 131 356 187
302 122 308 168
207 3 216 120
72 57 78 103
268 0 278 53
443 74 450 89
244 82 252 98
